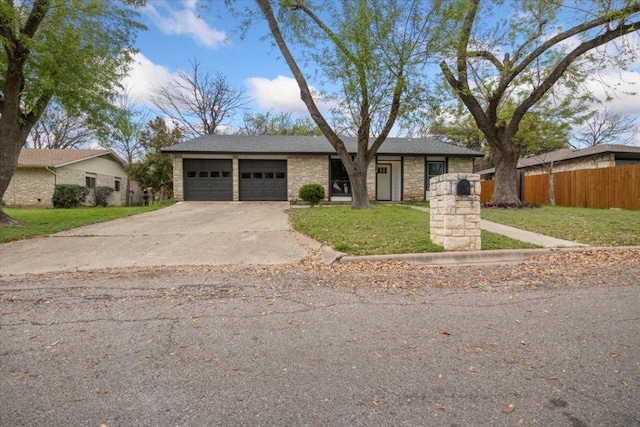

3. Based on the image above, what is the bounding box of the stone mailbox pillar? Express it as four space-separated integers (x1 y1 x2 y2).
430 173 481 251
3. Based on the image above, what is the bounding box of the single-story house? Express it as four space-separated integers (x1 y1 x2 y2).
477 144 640 179
4 148 139 207
162 135 483 202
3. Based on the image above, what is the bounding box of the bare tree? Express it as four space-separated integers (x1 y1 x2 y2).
29 103 95 149
574 108 638 148
152 59 247 139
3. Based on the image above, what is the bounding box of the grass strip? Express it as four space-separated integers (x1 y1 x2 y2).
0 201 174 243
481 205 640 246
291 204 539 255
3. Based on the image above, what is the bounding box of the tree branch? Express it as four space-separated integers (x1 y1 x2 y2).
511 19 640 133
255 0 342 150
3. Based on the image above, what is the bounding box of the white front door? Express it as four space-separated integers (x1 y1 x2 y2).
376 164 392 201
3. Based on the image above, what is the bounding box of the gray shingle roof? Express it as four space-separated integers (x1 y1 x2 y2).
162 135 484 157
476 144 640 175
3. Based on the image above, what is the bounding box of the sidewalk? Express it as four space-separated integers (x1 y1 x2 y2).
410 206 588 248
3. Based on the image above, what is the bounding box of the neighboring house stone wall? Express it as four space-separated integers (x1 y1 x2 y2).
57 166 131 207
4 168 55 207
403 155 425 201
172 155 184 201
448 157 475 174
524 153 614 176
288 155 329 201
4 165 132 207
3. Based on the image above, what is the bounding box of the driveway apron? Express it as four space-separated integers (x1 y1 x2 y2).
0 202 319 275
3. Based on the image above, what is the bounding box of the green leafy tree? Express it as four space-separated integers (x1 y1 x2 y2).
0 0 145 223
439 0 640 205
129 117 181 200
97 92 148 205
238 111 322 135
252 0 444 209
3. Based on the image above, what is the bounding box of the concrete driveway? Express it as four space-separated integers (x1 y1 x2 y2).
0 202 319 275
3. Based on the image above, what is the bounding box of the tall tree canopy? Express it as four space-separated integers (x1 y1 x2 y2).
253 0 444 209
440 0 640 205
0 0 145 223
129 117 181 199
238 111 322 135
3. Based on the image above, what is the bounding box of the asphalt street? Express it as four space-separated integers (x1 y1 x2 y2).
1 253 639 427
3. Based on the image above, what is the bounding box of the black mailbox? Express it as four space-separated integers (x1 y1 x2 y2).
456 179 471 196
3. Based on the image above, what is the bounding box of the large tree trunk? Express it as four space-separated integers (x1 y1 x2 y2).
349 168 371 210
338 148 371 210
490 140 522 205
0 116 27 225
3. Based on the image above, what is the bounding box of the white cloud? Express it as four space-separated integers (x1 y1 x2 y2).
245 75 332 116
121 52 173 106
143 1 226 49
583 69 640 115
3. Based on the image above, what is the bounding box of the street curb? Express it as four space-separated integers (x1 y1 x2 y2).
334 246 640 266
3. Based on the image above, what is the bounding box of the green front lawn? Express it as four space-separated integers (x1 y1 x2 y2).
0 201 174 243
290 204 539 256
481 205 640 246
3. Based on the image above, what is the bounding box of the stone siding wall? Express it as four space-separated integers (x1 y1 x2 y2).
232 157 239 201
403 155 425 201
448 157 475 173
367 162 376 200
524 153 614 176
4 168 55 207
288 155 329 201
430 173 481 251
172 155 184 201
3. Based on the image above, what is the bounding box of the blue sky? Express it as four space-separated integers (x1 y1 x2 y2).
124 0 317 124
124 0 640 140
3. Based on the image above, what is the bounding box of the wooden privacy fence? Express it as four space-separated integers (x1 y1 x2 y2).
481 164 640 210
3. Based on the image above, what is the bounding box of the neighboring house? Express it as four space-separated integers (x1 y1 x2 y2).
4 148 139 207
477 144 640 179
162 135 483 202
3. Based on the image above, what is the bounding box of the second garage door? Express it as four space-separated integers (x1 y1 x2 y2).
239 160 287 201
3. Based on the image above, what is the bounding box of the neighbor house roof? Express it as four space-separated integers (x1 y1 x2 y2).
476 144 640 175
18 149 125 168
162 135 484 157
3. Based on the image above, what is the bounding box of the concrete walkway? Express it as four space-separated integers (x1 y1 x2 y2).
410 206 588 248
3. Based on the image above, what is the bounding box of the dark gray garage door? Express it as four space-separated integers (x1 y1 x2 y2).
239 160 287 201
183 159 233 201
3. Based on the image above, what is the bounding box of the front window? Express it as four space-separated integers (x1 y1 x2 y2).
114 179 121 192
426 161 445 190
330 158 351 197
86 175 96 189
